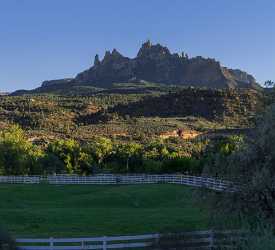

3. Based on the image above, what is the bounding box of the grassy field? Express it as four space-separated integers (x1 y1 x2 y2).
0 184 210 237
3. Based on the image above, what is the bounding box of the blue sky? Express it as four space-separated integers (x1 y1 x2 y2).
0 0 274 91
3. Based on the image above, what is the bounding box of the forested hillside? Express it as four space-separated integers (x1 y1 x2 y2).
1 87 264 143
0 86 268 176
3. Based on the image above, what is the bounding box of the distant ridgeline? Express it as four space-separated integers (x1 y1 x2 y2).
13 40 260 95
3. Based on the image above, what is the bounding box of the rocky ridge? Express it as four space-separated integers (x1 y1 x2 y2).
15 41 260 94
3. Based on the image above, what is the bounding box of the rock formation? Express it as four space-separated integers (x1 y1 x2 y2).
22 40 261 92
72 40 259 89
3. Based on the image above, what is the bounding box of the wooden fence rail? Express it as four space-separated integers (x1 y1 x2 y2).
0 174 237 191
16 230 244 250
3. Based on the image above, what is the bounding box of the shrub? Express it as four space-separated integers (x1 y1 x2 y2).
240 232 275 250
203 104 275 231
236 224 275 250
202 135 245 177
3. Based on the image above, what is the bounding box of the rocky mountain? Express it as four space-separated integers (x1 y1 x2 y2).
14 41 260 95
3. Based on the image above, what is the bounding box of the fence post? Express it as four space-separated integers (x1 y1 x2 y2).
155 233 160 246
50 237 54 250
209 230 214 249
103 236 107 250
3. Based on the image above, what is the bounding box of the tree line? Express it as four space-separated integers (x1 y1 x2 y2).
0 125 242 176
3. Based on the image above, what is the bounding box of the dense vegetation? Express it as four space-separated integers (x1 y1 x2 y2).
0 123 247 176
0 86 265 176
1 87 264 142
102 88 263 122
201 89 275 249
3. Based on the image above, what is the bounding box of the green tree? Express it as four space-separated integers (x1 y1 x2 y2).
204 104 275 230
143 140 169 160
0 125 38 175
203 135 244 177
46 139 93 174
39 153 65 175
87 137 113 165
116 142 142 171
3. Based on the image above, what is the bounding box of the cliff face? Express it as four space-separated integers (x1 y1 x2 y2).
71 41 258 89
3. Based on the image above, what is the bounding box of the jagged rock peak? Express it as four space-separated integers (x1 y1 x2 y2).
111 48 121 56
142 40 152 48
104 50 111 59
94 54 100 66
101 49 126 64
137 40 171 58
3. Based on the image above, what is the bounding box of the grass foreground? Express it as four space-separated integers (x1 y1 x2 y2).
0 184 210 237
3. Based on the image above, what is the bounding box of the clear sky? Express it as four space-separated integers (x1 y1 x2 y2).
0 0 274 91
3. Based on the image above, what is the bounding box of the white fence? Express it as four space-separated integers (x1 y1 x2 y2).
16 230 244 250
0 175 41 184
0 174 237 192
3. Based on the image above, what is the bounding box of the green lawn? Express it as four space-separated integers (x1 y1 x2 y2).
0 184 210 237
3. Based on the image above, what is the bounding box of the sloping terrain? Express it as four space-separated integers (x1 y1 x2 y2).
81 88 264 123
0 87 265 144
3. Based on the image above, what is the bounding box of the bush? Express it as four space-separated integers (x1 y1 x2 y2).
202 135 245 177
203 104 275 232
236 224 275 250
240 232 275 250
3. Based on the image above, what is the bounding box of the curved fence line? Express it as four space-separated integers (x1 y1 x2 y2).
0 174 237 192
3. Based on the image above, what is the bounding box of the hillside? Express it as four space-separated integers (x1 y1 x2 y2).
13 41 260 95
0 87 265 145
80 88 264 124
